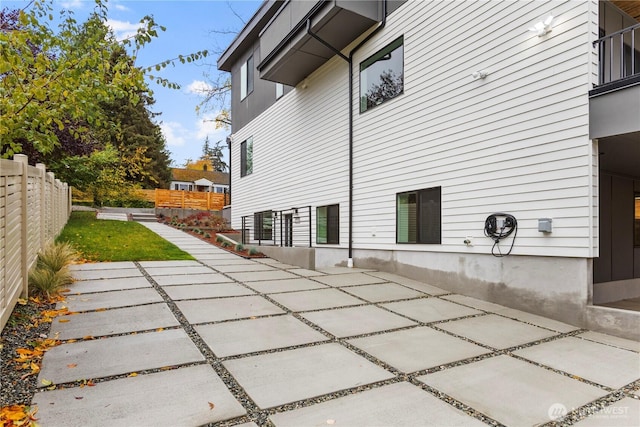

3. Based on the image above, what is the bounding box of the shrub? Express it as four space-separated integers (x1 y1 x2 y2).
29 242 77 298
221 241 230 248
248 247 260 256
29 268 73 298
216 235 224 243
193 228 201 234
235 244 245 252
36 242 77 273
203 232 211 239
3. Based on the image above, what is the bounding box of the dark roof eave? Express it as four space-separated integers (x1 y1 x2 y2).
217 0 283 72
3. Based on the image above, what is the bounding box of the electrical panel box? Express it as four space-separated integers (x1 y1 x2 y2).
538 218 552 233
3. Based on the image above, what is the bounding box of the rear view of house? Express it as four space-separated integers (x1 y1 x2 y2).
218 0 640 339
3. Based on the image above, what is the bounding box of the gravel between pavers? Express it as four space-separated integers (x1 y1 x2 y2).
1 300 56 407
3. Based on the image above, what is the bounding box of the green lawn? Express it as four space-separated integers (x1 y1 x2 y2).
57 211 194 262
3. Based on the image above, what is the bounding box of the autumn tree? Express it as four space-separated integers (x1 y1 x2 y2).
201 137 228 173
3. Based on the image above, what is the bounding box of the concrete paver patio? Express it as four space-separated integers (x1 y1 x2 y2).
31 222 640 426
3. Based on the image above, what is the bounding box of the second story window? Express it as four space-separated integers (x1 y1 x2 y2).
240 55 254 101
360 36 404 113
275 83 284 99
240 137 253 177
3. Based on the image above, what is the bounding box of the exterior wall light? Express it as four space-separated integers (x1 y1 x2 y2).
472 70 489 80
530 16 554 37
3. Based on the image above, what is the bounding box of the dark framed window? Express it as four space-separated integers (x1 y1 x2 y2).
397 187 441 244
240 137 253 177
635 194 640 247
240 55 254 100
254 211 273 241
317 204 339 244
360 36 404 113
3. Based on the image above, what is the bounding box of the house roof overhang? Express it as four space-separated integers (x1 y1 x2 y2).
217 0 284 72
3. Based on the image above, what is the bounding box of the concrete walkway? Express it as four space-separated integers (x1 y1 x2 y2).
32 223 640 426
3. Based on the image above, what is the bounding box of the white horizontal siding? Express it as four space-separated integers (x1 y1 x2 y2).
350 0 595 257
230 0 598 258
231 57 350 246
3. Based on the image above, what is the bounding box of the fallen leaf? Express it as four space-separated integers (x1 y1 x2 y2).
41 379 53 386
58 319 70 323
67 339 77 343
95 308 107 312
208 402 215 410
87 380 95 387
47 384 56 390
67 364 77 368
156 328 164 332
128 372 138 377
74 396 83 400
17 298 28 305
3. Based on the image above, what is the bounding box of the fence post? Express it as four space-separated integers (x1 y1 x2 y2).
35 164 46 254
181 190 185 209
15 155 29 298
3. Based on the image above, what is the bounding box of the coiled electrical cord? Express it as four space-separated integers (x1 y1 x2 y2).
484 213 518 257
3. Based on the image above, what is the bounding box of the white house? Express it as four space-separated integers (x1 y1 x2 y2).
218 0 640 339
170 168 229 193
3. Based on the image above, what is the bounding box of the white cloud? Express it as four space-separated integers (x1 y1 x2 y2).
58 0 84 10
113 4 130 12
196 114 227 141
106 19 142 41
186 80 213 96
160 122 187 147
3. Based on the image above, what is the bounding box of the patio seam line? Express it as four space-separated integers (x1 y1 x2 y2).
158 248 510 426
134 261 264 426
152 242 507 425
140 224 640 426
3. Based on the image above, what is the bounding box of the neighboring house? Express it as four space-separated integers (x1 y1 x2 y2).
170 168 229 194
217 0 640 339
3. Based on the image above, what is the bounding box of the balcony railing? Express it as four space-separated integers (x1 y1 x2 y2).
594 22 640 86
241 206 312 248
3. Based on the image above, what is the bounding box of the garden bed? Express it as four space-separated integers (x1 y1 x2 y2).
158 212 266 258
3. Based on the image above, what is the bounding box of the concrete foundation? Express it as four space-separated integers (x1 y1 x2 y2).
155 208 222 219
311 247 639 341
256 246 316 270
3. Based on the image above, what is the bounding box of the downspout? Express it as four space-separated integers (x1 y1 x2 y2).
307 1 387 268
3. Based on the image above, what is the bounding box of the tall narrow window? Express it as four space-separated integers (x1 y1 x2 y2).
254 211 273 240
240 137 253 177
317 204 339 244
397 187 441 244
635 194 640 247
240 55 253 100
275 83 284 99
360 36 404 113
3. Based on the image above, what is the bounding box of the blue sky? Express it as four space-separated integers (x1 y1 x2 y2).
6 0 261 167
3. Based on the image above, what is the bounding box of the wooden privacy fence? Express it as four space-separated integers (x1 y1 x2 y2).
154 189 228 211
1 154 71 332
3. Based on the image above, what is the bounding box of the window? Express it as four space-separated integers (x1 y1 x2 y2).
360 36 404 113
635 194 640 247
240 137 253 177
240 55 254 100
397 187 441 244
254 211 273 240
317 204 339 244
275 83 284 99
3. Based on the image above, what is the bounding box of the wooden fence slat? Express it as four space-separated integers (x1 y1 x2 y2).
0 156 71 332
